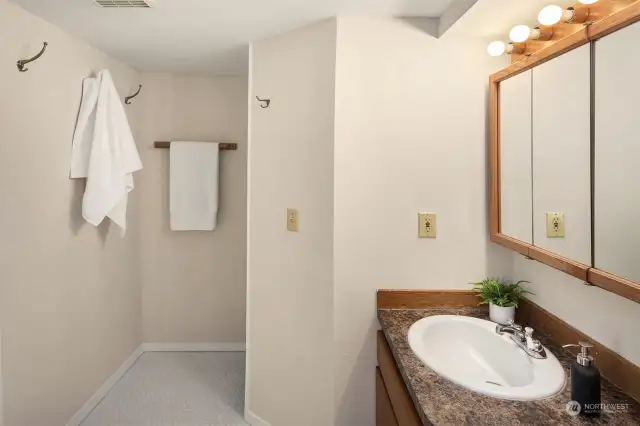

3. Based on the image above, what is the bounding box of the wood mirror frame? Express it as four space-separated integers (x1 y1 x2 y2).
489 0 640 304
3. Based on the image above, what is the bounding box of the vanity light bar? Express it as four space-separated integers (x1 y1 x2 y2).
505 43 525 55
486 0 598 56
487 41 525 57
531 26 554 41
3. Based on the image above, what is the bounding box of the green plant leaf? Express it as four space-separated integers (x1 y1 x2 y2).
470 278 533 307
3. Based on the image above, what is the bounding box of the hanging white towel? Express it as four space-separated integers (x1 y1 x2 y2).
170 142 220 231
70 70 142 236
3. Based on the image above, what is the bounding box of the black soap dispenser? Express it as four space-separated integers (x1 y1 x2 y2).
563 341 601 416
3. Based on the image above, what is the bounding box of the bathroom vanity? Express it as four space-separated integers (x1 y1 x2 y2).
375 290 640 426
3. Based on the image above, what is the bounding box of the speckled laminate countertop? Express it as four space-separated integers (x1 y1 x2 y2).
378 307 640 426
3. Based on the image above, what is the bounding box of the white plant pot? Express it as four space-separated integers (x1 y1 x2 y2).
489 303 515 325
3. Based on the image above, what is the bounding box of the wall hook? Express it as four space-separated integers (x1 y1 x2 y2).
17 42 48 72
256 96 271 108
125 85 142 105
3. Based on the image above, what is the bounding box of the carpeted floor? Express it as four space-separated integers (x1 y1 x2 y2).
81 352 248 426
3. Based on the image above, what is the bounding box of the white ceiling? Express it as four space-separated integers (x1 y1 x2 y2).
10 0 458 75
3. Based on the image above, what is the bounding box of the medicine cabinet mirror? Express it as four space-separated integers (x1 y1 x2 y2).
490 2 640 303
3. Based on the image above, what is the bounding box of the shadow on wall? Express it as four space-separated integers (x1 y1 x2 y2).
335 319 379 426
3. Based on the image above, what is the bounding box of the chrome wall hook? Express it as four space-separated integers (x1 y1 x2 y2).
256 96 271 108
125 85 142 105
17 42 48 72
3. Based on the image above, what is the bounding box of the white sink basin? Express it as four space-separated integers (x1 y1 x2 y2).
408 315 565 401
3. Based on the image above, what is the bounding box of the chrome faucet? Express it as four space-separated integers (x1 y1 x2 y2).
496 319 524 339
496 319 547 359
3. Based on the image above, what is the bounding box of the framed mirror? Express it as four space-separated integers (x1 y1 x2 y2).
489 1 640 303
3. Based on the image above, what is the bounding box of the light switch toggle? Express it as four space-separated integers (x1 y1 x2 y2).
287 208 299 232
418 213 437 238
546 212 565 238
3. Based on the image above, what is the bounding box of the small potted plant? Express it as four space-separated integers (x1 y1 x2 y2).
471 278 532 324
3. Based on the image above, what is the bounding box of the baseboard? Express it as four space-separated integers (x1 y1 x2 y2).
142 342 246 352
66 344 144 426
245 410 272 426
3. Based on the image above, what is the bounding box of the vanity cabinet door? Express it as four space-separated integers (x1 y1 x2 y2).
531 44 591 266
499 70 533 244
376 367 399 426
594 21 640 283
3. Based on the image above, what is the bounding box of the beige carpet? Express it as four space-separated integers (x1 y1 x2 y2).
81 352 248 426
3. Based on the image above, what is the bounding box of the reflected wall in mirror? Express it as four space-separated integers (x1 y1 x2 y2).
500 70 532 244
532 44 591 266
594 20 640 283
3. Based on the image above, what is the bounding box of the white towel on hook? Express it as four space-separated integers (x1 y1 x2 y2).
170 142 220 231
70 70 142 236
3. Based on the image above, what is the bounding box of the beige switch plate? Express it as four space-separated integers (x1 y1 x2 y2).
546 212 565 238
418 213 437 238
287 208 299 232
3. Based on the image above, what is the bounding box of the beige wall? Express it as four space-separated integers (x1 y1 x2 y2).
333 17 511 426
137 73 247 344
246 16 514 426
0 1 142 425
247 19 337 426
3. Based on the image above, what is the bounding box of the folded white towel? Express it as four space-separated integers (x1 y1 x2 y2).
170 142 220 231
70 70 142 236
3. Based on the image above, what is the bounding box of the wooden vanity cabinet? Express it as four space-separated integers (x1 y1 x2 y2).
377 368 399 426
376 331 422 426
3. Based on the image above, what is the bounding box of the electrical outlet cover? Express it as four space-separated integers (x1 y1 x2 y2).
545 212 565 238
418 213 437 238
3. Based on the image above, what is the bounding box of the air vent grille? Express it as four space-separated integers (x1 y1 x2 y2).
93 0 155 7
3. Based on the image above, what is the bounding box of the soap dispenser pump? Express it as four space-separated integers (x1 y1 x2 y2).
563 341 601 416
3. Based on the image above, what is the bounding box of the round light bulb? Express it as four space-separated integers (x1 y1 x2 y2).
509 25 531 43
578 0 598 4
538 5 564 26
487 41 506 57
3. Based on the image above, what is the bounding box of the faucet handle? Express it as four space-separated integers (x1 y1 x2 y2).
507 318 522 330
524 327 543 352
531 339 543 352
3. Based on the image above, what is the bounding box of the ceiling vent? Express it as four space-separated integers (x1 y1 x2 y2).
93 0 155 7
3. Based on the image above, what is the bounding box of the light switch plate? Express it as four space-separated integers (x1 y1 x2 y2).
545 212 565 238
287 208 299 232
418 213 437 238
